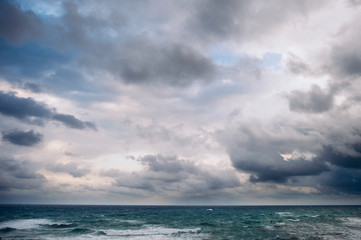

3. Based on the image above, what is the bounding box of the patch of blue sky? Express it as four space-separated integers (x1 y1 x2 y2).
14 0 64 17
260 52 282 70
185 81 245 105
0 40 71 79
207 45 243 66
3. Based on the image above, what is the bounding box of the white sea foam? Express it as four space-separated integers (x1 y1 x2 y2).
104 225 201 236
264 225 274 230
101 225 204 239
341 217 361 227
0 219 53 229
276 212 293 217
49 226 206 240
116 219 144 224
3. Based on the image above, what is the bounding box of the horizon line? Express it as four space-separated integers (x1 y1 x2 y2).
1 203 360 207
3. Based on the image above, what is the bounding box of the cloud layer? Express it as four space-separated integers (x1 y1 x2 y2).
0 0 361 204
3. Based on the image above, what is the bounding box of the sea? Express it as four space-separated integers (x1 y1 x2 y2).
0 205 360 239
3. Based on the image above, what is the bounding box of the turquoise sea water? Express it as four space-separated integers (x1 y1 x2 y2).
0 205 360 239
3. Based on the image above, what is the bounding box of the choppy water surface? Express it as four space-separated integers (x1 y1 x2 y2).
0 205 360 239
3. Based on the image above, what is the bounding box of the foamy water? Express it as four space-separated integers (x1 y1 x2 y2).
0 205 360 239
0 219 53 229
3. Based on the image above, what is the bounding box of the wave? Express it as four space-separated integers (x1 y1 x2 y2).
340 217 361 227
45 223 77 229
0 219 53 230
69 227 95 234
286 219 300 222
116 219 144 224
0 227 16 233
102 225 202 237
45 226 205 240
276 212 295 217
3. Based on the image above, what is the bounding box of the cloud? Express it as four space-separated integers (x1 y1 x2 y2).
0 91 96 130
102 154 240 197
319 168 361 194
53 114 97 131
0 91 52 120
349 0 361 6
0 157 46 191
1 0 361 204
86 36 217 87
0 0 43 43
220 121 330 183
23 82 42 93
319 144 361 169
2 129 43 146
46 162 90 178
330 36 361 78
187 0 323 43
60 1 123 48
288 85 334 113
286 54 314 76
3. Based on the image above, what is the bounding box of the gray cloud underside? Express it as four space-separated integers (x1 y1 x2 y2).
105 37 216 86
188 0 324 43
223 125 329 183
0 91 96 131
0 91 52 120
0 157 46 191
288 85 334 113
220 112 361 193
2 129 43 146
0 0 43 43
318 168 361 194
53 114 97 131
101 154 240 197
46 162 90 178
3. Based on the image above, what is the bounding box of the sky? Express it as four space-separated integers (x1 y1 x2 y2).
0 0 361 205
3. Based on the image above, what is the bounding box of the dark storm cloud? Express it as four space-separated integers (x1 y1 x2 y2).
2 129 43 147
319 145 361 169
0 0 43 43
247 159 328 183
288 85 334 113
319 168 361 194
330 45 361 78
220 124 329 183
230 147 328 183
220 96 361 193
47 162 90 178
92 36 217 87
188 0 323 43
0 91 52 120
53 114 97 131
0 91 96 130
102 154 240 196
0 157 46 191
